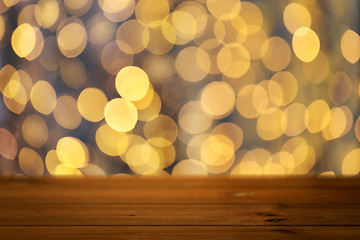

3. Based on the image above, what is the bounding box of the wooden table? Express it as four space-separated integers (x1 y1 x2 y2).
0 177 359 239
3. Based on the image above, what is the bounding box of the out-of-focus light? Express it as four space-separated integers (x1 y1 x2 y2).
283 3 311 34
292 27 320 62
77 88 108 122
30 81 57 115
0 0 359 176
105 98 138 132
341 30 360 63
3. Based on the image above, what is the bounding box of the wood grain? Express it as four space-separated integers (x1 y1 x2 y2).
1 176 360 203
0 177 360 239
1 203 360 226
1 226 360 240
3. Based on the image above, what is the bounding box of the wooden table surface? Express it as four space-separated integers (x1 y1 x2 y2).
0 176 359 239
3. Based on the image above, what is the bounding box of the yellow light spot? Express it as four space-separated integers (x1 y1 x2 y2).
282 137 315 174
56 137 89 168
328 71 352 105
88 12 117 45
3 0 18 8
116 19 149 54
115 66 150 101
3 79 26 103
231 160 262 175
240 2 263 34
322 107 347 140
273 151 295 172
26 27 44 61
146 25 174 55
0 65 16 94
34 0 59 29
193 15 218 48
18 4 38 27
57 18 87 58
81 164 106 176
342 149 360 176
263 163 285 175
283 3 311 34
212 122 243 151
341 30 360 63
206 0 241 21
101 41 134 75
30 81 57 115
54 164 83 176
186 134 209 160
261 37 291 71
236 84 262 119
256 108 286 141
17 70 33 98
54 95 82 130
98 0 135 22
339 105 353 138
11 23 36 58
144 114 178 147
201 81 235 119
19 148 44 176
303 51 329 84
256 80 284 114
0 128 17 160
0 15 6 42
172 159 208 175
200 134 235 174
307 99 331 133
318 171 336 178
241 148 272 167
251 84 268 115
161 13 182 45
175 1 208 38
105 98 138 132
126 141 163 175
154 144 176 169
3 94 27 114
283 103 309 137
217 43 250 78
95 124 129 156
64 0 93 17
77 88 108 122
22 114 48 148
132 85 154 110
135 0 169 28
243 28 268 60
137 91 161 122
178 101 212 134
175 46 210 82
271 71 298 105
355 116 360 142
45 150 61 175
214 16 248 44
172 10 197 37
119 134 146 160
292 27 320 62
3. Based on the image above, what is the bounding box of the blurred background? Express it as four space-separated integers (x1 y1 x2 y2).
0 0 359 176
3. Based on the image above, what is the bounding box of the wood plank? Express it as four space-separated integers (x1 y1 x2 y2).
0 203 359 226
1 226 360 240
1 177 360 238
1 177 360 204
